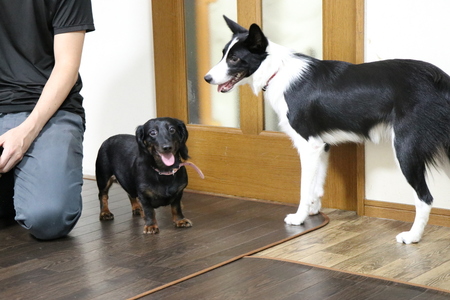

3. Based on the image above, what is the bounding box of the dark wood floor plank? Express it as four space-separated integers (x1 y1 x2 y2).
2 179 449 299
0 180 326 299
145 257 450 300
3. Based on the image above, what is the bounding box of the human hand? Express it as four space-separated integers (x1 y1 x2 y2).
0 125 38 173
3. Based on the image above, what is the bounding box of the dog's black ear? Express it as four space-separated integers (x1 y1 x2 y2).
245 23 268 54
224 15 247 34
176 120 190 160
135 125 146 150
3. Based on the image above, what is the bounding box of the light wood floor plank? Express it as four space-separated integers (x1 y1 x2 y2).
255 208 450 291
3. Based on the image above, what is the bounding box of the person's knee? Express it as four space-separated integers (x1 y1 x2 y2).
16 201 82 240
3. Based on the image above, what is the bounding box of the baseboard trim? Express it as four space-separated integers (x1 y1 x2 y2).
365 199 450 227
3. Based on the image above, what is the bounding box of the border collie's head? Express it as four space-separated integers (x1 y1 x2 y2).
204 16 268 93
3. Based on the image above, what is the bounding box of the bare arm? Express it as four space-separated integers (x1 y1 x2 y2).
0 31 86 173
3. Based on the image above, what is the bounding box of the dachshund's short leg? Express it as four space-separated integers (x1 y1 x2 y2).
99 194 114 220
171 194 192 228
128 196 143 217
98 177 115 221
141 204 159 234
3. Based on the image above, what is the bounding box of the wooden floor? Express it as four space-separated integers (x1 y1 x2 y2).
0 180 326 299
1 179 450 299
256 207 450 292
147 256 450 300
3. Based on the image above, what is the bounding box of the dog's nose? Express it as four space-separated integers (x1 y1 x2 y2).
163 145 173 152
204 74 212 83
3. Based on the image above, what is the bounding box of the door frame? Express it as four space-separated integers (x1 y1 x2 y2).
151 0 365 212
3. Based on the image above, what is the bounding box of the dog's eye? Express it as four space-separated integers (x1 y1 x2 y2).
149 130 157 137
169 126 176 134
228 55 240 64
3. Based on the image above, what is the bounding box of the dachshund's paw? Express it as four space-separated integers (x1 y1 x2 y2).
284 213 306 226
143 225 160 234
396 231 421 244
174 218 193 228
99 211 114 221
132 208 143 217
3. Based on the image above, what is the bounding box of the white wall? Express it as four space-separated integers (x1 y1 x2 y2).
365 0 450 209
79 0 156 176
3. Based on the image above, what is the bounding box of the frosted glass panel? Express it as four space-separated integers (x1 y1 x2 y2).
262 0 322 131
185 0 239 128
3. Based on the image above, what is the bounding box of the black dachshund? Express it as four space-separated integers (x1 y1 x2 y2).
95 117 202 234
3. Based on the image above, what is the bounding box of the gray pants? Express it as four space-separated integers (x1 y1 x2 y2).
0 110 84 240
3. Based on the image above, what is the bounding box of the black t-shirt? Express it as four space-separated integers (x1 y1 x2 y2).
0 0 95 120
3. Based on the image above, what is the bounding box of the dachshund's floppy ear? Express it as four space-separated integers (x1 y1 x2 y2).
135 125 147 150
177 120 189 160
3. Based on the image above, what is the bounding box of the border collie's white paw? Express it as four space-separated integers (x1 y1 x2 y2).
309 201 321 215
396 231 421 244
284 213 307 225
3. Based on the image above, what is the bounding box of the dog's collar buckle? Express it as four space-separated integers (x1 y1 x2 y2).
154 168 178 176
153 162 205 179
262 72 278 92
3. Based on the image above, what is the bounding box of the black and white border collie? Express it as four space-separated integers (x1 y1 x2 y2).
205 16 450 244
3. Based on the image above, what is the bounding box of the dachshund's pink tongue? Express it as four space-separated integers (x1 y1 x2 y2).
160 152 175 166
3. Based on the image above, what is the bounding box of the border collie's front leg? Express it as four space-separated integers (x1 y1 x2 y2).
285 136 329 225
310 146 330 214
